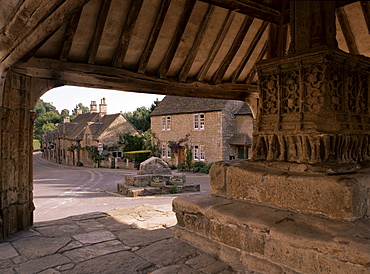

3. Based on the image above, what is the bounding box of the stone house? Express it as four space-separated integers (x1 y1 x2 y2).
42 98 139 167
150 96 254 165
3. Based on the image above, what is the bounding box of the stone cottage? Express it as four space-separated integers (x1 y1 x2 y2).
42 98 139 167
150 96 254 165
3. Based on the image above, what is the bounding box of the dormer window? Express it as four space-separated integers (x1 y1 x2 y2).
161 116 171 130
194 113 205 130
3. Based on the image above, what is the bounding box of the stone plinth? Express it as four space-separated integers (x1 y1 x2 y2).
210 160 370 221
173 195 370 273
117 183 200 197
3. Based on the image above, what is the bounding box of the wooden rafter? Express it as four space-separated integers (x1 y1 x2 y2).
245 39 268 85
230 20 268 83
0 0 91 73
197 10 235 81
337 7 360 55
138 0 171 74
59 11 82 61
112 0 144 68
13 57 258 101
179 4 214 82
87 0 112 64
199 0 287 24
158 0 197 78
360 1 370 34
212 16 254 84
268 22 288 58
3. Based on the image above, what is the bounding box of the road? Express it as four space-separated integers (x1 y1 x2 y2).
33 152 210 222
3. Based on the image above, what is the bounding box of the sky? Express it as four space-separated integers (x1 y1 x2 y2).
40 86 165 114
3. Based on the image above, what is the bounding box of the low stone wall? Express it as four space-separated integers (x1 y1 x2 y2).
117 183 200 197
124 173 186 187
210 160 370 221
173 195 370 273
116 161 135 169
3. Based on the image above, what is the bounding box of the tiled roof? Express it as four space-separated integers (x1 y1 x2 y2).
228 133 253 146
66 113 100 140
150 96 252 116
235 103 252 115
150 96 230 116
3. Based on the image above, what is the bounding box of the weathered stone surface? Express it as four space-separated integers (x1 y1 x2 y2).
115 228 172 247
11 236 70 259
14 254 71 274
63 240 130 263
136 238 200 267
151 264 202 274
137 157 172 175
210 160 370 221
173 195 370 273
67 251 154 274
0 242 18 259
185 254 217 269
73 230 116 244
34 224 82 238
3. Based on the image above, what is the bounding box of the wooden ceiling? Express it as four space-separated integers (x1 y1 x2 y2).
1 0 370 101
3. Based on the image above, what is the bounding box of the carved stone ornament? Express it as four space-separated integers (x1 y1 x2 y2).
253 47 370 164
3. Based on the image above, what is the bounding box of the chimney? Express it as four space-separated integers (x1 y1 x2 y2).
77 108 82 115
63 116 70 123
99 98 107 116
90 101 98 112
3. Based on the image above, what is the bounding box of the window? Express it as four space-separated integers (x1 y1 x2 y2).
161 116 171 130
161 143 170 158
193 145 199 160
194 113 205 130
113 151 123 158
200 145 205 161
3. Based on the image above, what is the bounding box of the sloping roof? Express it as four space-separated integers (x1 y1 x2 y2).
151 96 230 116
65 112 100 140
228 133 253 146
235 104 252 115
90 113 121 139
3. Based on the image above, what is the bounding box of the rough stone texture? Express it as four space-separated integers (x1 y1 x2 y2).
210 160 370 221
173 195 370 274
0 204 233 273
117 182 200 197
137 157 172 175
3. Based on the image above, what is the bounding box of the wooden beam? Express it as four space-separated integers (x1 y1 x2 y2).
112 0 144 68
230 21 268 83
13 57 258 101
0 0 90 74
197 10 235 81
59 11 82 61
337 7 360 55
87 0 112 64
212 16 254 84
360 1 370 34
245 39 268 85
179 4 214 82
198 0 286 24
158 0 197 78
138 0 171 73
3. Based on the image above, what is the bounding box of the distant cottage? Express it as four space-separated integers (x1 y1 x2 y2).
150 96 254 165
42 98 139 167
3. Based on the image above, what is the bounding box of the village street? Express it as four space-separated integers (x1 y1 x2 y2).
33 152 210 222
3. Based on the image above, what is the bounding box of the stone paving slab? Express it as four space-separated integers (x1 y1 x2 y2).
0 204 238 273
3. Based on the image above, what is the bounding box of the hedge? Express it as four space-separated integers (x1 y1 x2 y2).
33 139 41 150
124 150 151 163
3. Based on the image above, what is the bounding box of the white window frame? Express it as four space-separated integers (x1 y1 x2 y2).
167 144 171 158
166 116 171 130
193 145 199 160
200 145 205 161
193 113 205 130
199 114 205 129
161 143 166 158
194 114 199 130
162 143 171 158
161 117 166 130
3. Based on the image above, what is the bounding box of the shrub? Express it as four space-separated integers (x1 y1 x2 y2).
168 164 177 170
199 162 214 174
177 163 185 171
124 150 151 163
33 139 41 150
191 161 205 173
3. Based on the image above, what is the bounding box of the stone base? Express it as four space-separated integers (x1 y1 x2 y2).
210 160 370 221
117 183 200 197
172 195 370 273
124 173 186 187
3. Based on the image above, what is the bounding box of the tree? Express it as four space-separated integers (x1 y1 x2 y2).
124 98 161 132
72 103 89 115
34 101 62 143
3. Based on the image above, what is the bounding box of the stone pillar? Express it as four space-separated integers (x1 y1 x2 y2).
0 71 36 240
173 2 370 272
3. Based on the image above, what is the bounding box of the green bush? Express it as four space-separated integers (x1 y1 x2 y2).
177 163 185 171
124 150 151 163
199 162 214 174
168 164 177 170
33 139 41 150
191 161 205 173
